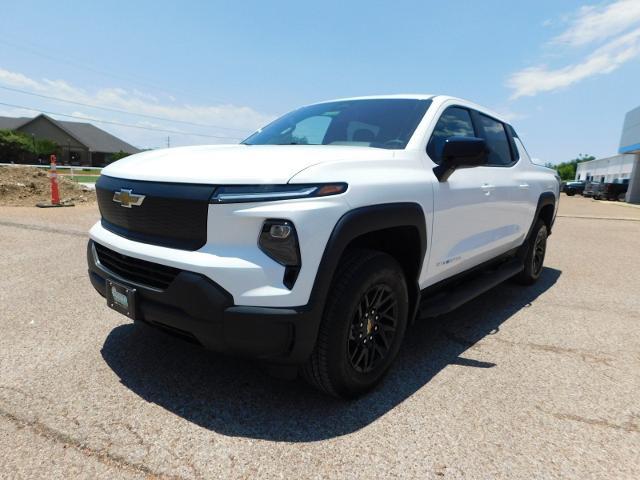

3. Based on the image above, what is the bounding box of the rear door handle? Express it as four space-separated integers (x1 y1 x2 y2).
519 183 530 189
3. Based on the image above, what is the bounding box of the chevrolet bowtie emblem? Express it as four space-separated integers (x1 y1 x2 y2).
113 189 145 208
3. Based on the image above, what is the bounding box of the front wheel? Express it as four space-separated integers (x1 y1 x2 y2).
302 249 408 398
515 219 548 285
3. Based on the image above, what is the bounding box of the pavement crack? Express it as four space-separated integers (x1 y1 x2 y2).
0 404 185 479
537 406 640 433
439 332 615 366
441 330 477 348
496 339 615 366
0 219 87 237
556 214 640 222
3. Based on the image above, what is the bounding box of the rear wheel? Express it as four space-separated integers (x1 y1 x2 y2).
515 219 547 285
302 249 408 398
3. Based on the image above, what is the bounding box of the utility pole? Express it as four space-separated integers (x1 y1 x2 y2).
167 136 170 148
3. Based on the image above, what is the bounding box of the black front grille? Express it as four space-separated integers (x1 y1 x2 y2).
94 242 180 290
96 175 216 250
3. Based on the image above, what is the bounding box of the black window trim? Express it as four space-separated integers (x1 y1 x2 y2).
426 104 521 168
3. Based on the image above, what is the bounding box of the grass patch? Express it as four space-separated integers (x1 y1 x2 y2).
66 174 99 183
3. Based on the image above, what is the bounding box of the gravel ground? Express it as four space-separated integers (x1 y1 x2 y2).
0 166 95 207
0 195 639 479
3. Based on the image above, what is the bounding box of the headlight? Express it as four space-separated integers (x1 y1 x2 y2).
210 183 347 203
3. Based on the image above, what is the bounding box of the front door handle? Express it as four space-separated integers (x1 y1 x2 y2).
481 184 495 195
519 183 530 189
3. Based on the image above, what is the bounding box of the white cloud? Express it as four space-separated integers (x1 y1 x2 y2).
507 0 640 99
553 0 640 47
492 108 528 122
0 67 274 148
508 28 640 98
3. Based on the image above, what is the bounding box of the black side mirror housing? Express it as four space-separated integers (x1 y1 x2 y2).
433 136 489 182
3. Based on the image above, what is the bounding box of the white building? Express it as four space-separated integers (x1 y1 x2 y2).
575 154 635 183
618 106 640 203
575 105 640 203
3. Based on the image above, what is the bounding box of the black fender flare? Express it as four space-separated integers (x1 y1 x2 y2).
523 191 556 245
306 202 427 322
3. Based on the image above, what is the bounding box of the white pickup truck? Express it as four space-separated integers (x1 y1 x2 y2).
88 95 559 397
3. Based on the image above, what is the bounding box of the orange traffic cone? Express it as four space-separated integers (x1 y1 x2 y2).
36 154 74 208
50 154 60 205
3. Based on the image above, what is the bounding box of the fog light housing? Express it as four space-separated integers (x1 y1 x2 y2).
259 219 301 289
269 224 292 239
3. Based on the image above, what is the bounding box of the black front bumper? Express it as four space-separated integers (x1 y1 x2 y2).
87 240 320 364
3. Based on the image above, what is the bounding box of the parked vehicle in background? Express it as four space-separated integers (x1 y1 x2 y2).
87 95 559 398
582 181 600 198
593 180 629 201
564 180 586 196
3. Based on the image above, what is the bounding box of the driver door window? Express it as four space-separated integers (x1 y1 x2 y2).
427 107 475 164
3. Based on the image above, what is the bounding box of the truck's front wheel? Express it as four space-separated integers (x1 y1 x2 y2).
302 249 408 398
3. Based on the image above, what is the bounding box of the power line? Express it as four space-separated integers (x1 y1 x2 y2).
0 101 243 140
0 38 235 107
0 85 253 133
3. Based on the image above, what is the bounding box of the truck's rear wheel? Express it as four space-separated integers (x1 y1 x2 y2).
302 249 408 398
515 219 547 285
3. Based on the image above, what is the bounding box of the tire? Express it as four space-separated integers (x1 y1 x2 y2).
566 190 575 196
515 219 548 285
302 249 409 398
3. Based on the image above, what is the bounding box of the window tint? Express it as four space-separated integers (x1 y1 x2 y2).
290 116 331 145
243 99 432 150
427 107 475 163
477 114 513 166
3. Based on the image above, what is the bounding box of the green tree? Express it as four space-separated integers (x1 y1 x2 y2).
0 130 59 163
551 154 595 181
0 129 33 162
108 150 131 163
34 138 59 157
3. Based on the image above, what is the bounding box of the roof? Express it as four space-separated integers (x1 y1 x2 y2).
575 154 635 169
0 114 139 154
306 94 508 124
0 116 30 130
55 119 139 153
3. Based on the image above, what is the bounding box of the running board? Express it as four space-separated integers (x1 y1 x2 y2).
418 259 524 318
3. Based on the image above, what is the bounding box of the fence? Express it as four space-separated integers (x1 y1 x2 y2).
0 163 102 184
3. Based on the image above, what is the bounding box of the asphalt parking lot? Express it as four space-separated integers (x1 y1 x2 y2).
1 196 639 479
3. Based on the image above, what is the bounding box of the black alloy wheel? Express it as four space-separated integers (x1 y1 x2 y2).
532 227 547 277
302 249 409 398
348 284 398 374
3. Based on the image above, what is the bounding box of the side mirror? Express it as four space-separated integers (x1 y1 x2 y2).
433 136 488 182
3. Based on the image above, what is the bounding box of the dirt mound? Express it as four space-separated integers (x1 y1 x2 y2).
0 166 96 206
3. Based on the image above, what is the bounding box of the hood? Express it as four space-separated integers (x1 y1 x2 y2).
102 144 398 184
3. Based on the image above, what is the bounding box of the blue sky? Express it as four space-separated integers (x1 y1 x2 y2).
1 0 639 163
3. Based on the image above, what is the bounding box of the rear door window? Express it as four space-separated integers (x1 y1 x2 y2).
476 114 514 166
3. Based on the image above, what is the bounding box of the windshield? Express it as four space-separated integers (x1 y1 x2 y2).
243 98 432 150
